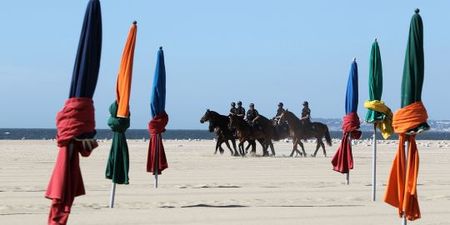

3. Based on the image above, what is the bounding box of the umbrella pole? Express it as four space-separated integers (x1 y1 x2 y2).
346 136 351 185
402 140 410 225
109 183 116 208
372 123 377 201
154 134 159 189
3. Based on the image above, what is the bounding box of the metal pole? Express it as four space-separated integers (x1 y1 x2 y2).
372 123 377 201
402 140 409 225
154 134 159 189
109 183 116 208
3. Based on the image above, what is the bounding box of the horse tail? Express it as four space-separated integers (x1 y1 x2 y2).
324 125 332 146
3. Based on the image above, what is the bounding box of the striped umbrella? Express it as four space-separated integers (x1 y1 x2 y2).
147 47 169 188
384 9 429 224
331 59 361 185
45 1 102 224
106 21 137 208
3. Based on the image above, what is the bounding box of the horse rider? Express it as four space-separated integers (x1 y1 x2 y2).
301 101 312 130
273 102 285 122
246 103 259 126
236 101 246 118
229 102 237 115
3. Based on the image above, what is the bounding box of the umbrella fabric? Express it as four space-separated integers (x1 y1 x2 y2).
384 9 429 222
105 22 137 185
401 10 424 108
105 102 130 184
384 101 428 221
331 112 361 173
147 47 169 174
69 0 102 99
332 61 361 173
46 98 98 225
364 100 393 139
45 1 101 224
365 40 384 123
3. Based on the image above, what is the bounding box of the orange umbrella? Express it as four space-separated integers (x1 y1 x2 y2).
384 9 429 223
105 21 137 208
116 21 137 118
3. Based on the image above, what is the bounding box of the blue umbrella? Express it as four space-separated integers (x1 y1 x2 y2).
151 47 166 117
332 59 361 185
345 59 358 115
147 47 169 188
69 0 102 98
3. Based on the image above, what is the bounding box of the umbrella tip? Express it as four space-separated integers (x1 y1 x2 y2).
415 8 420 14
353 57 356 62
374 38 378 42
133 21 137 25
159 46 163 50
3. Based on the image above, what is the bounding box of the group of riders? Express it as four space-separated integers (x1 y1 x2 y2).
228 100 313 130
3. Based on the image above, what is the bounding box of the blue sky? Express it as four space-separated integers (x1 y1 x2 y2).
1 1 449 129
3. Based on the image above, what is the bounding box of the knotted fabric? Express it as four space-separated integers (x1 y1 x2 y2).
364 100 394 139
147 112 169 174
46 98 98 225
384 101 428 221
331 112 361 173
105 101 130 184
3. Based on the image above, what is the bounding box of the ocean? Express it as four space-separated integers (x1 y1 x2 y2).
1 128 449 140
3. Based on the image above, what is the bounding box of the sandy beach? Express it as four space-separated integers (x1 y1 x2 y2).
1 139 449 225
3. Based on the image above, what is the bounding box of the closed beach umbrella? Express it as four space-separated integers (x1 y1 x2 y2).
384 9 429 222
106 21 137 207
147 47 169 188
331 59 361 184
364 39 393 201
45 0 102 224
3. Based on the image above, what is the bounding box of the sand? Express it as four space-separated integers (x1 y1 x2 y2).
0 139 449 225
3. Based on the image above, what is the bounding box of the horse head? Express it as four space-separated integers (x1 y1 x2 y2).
200 109 210 123
279 109 288 124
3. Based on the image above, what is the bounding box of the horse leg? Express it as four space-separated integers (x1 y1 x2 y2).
237 141 244 156
224 139 234 156
231 138 239 156
269 141 275 156
290 138 297 157
312 139 320 157
298 140 306 157
320 140 327 157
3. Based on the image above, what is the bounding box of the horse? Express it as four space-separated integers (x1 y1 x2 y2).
200 109 240 156
279 110 332 157
228 114 274 156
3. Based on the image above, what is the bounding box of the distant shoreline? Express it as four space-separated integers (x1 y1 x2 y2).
1 128 449 140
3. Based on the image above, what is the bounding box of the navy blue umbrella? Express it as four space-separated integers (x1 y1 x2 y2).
69 0 102 98
46 1 102 224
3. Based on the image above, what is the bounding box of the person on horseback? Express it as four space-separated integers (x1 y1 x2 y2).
229 102 237 115
301 101 313 130
246 103 260 127
236 101 245 118
273 102 285 122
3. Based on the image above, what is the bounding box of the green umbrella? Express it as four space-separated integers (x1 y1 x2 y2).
401 8 429 131
365 39 384 123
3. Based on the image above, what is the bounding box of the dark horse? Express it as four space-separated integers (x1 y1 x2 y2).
279 110 332 157
200 109 239 156
229 114 275 156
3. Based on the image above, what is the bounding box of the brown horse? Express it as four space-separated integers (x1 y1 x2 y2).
200 109 240 156
228 114 274 156
279 110 332 157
